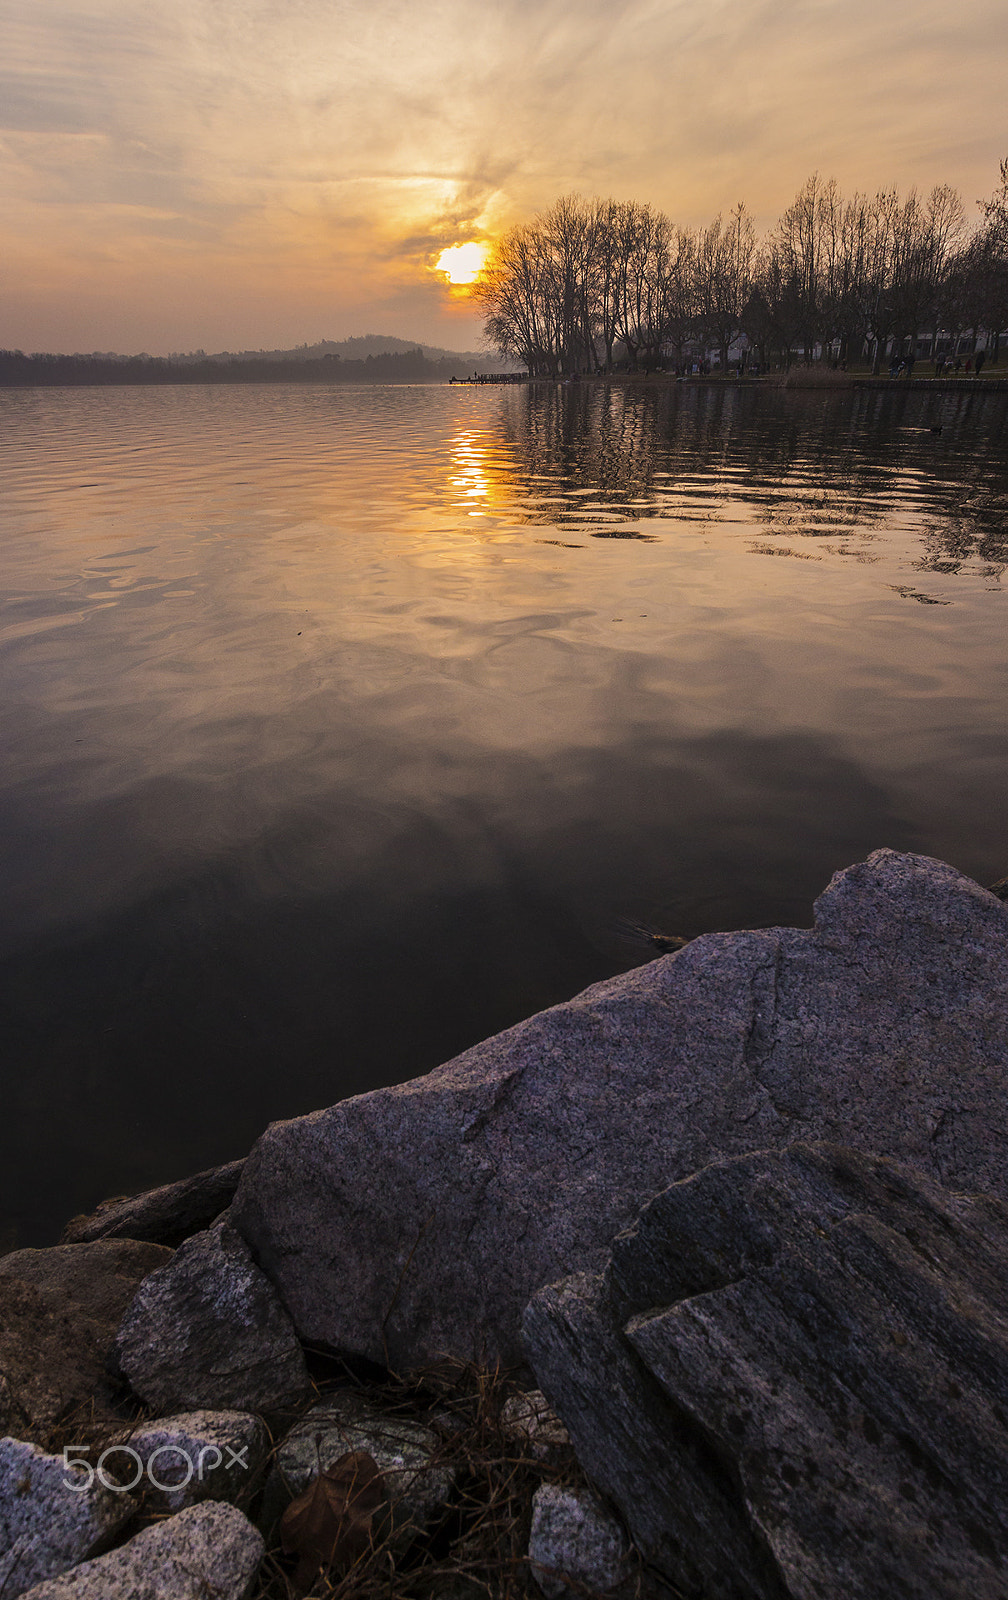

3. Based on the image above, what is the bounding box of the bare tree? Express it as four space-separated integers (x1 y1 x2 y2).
476 159 1000 378
750 242 804 368
977 156 1008 362
773 174 827 363
694 205 755 371
475 224 556 375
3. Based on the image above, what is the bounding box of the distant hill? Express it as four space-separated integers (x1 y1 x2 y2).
176 334 516 370
0 342 521 388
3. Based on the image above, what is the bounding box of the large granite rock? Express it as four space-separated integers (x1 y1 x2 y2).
17 1499 264 1599
114 1221 309 1412
524 1144 1008 1600
0 1437 135 1598
231 850 1008 1368
2 1281 100 1440
1 1290 117 1444
61 1161 245 1248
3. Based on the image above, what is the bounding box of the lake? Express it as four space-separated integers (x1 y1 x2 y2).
1 378 1006 1247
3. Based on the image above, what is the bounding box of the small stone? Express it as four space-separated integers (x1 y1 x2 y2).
0 1436 135 1599
127 1409 268 1512
529 1483 629 1599
260 1389 455 1553
114 1220 308 1412
500 1389 571 1461
16 1499 264 1599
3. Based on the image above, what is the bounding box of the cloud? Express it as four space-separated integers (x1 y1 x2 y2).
1 0 1006 351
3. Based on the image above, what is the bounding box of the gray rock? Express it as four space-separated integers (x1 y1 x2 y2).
114 1220 308 1412
524 1144 1008 1600
260 1389 454 1551
526 1273 777 1600
528 1483 629 1599
16 1499 264 1599
232 850 1008 1368
500 1389 571 1462
0 1436 134 1598
127 1409 268 1512
61 1160 246 1247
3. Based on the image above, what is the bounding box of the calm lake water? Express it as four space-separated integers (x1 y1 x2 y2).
2 379 1007 1246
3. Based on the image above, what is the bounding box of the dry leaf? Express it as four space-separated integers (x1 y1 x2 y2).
280 1447 389 1591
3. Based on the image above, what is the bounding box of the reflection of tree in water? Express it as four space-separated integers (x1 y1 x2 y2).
492 383 1008 579
915 489 1008 582
903 393 1008 582
494 384 667 523
494 383 887 546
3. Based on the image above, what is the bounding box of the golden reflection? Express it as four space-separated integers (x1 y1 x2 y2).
448 430 520 519
450 432 492 515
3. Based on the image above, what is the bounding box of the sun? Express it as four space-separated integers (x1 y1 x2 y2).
435 242 489 286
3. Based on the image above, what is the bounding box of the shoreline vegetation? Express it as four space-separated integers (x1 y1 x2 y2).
473 165 1008 380
449 366 1008 390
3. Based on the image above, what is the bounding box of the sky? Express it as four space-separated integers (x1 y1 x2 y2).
2 0 1006 356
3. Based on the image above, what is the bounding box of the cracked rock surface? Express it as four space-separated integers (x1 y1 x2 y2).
523 1143 1008 1600
231 850 1008 1368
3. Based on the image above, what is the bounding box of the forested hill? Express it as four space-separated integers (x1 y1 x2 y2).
188 334 507 365
0 346 508 387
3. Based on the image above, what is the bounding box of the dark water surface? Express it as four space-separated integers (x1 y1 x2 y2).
2 380 1007 1245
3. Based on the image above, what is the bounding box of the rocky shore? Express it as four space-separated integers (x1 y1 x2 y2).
2 849 1007 1598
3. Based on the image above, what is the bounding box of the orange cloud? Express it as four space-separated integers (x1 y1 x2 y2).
2 0 1005 352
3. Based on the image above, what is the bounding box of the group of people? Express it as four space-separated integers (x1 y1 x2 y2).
933 349 988 377
886 347 991 379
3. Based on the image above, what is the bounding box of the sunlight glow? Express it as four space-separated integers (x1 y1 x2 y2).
436 242 489 285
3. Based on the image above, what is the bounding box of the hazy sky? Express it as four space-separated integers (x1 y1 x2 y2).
3 0 1006 354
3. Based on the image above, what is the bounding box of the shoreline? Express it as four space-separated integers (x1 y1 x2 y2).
5 368 1006 393
450 369 1008 393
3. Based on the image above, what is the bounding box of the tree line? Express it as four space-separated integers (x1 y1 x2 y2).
473 162 1008 377
0 348 493 387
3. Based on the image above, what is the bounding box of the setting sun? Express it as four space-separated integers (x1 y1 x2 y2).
435 242 489 285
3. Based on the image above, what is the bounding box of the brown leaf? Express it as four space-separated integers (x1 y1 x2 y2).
280 1448 389 1589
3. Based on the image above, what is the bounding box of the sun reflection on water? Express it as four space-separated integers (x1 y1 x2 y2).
448 430 518 518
